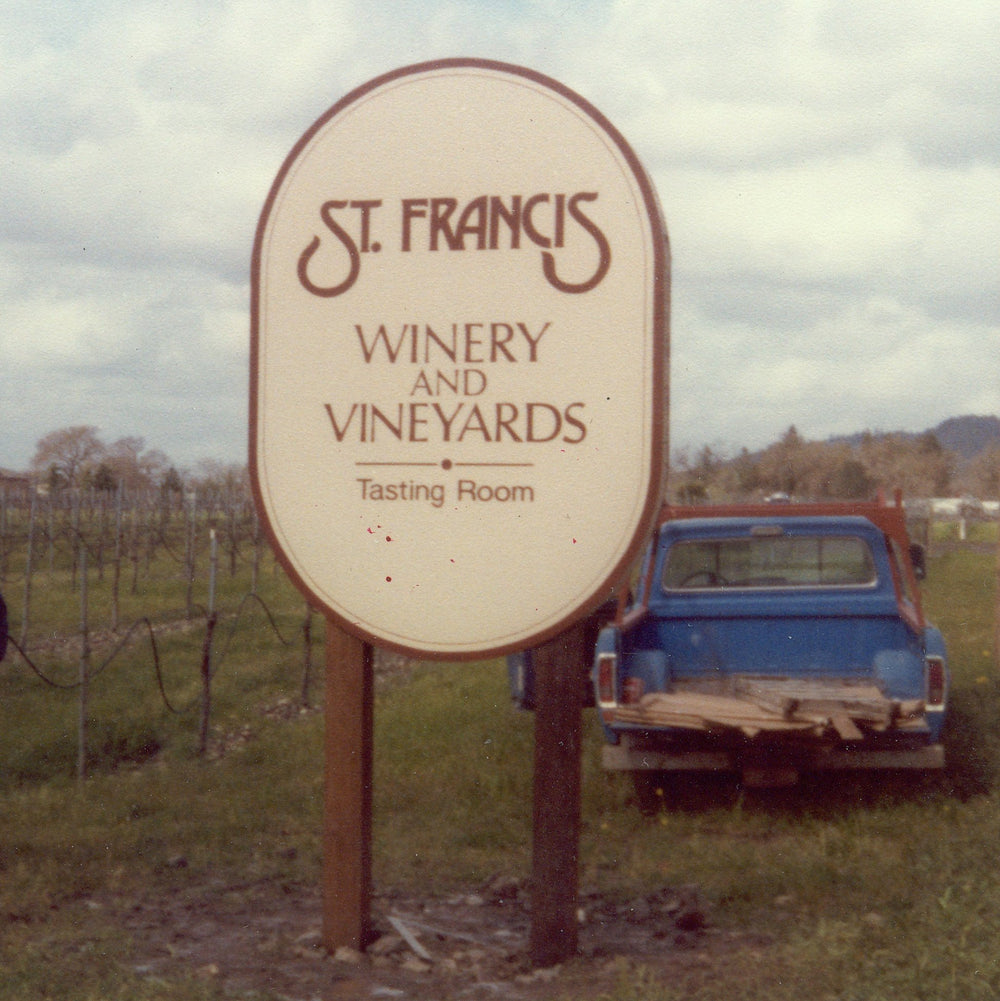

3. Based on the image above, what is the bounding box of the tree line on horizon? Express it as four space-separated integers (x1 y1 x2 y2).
13 425 246 500
8 421 1000 506
672 424 999 505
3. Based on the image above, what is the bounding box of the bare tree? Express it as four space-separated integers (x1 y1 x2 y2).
106 436 171 492
957 445 1000 499
31 426 105 489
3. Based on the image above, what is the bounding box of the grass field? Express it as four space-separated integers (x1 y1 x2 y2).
0 528 997 999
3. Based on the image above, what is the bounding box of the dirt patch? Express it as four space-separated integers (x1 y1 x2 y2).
64 652 771 998
93 875 767 1000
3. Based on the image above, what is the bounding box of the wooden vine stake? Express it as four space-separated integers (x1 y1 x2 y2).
77 544 90 781
995 513 1000 676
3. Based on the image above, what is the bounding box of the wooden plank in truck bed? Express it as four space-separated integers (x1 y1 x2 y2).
608 680 924 740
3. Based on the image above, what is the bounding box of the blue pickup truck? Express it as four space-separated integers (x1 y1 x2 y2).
592 494 947 797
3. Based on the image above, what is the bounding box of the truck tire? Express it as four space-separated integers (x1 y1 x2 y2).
632 771 666 816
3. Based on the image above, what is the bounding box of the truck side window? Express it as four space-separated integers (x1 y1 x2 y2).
887 537 915 606
0 591 7 662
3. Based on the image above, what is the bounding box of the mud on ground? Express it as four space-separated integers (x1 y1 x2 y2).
98 871 772 1001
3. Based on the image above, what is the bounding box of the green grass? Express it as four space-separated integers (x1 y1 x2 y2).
929 517 997 546
0 536 998 999
375 663 535 884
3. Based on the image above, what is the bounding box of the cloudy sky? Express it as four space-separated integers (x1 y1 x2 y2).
2 0 998 473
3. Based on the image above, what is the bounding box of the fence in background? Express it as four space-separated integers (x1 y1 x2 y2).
0 484 317 780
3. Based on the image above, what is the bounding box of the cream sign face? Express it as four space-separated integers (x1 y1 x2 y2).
250 59 669 658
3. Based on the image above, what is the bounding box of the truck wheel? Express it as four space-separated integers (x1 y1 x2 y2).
632 771 666 816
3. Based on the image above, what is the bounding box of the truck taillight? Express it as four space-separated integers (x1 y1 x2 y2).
926 656 946 709
622 676 645 704
597 652 617 705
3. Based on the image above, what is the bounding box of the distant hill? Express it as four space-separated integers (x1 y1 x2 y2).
931 415 1000 459
830 415 1000 460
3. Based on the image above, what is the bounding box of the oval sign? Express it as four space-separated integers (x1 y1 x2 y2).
250 59 669 659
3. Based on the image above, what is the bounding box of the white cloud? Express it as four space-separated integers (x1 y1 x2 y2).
1 0 997 471
670 288 997 458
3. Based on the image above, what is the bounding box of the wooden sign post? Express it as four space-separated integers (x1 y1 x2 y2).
321 622 374 951
530 620 587 967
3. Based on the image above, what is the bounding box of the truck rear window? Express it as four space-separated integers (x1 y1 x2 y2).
662 534 876 590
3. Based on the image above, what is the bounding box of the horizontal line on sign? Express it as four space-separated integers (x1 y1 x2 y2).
353 461 535 469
